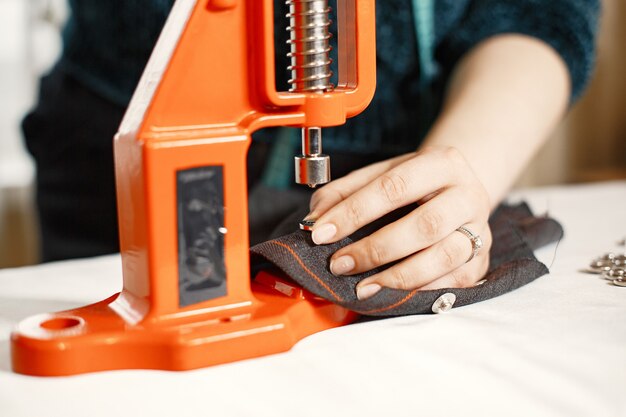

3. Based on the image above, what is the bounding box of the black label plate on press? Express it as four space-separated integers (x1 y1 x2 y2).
176 166 227 307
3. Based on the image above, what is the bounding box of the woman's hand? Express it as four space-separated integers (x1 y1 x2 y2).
307 146 493 300
306 34 571 300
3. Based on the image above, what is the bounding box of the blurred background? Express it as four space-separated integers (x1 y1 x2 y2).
0 0 67 267
0 0 624 268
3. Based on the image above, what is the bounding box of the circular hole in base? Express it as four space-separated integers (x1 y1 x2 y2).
40 317 82 330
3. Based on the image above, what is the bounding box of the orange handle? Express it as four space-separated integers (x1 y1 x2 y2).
256 0 376 126
337 0 377 117
137 0 375 136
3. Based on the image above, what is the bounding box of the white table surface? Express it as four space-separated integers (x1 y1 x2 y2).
1 181 625 417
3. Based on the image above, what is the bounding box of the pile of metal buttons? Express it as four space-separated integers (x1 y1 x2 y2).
584 237 626 287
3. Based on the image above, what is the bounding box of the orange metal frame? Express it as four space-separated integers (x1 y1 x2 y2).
11 0 376 376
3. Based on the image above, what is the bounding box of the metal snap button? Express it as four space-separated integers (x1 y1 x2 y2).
432 293 456 314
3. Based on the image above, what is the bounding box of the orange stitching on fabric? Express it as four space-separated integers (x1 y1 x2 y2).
268 241 344 302
360 288 419 314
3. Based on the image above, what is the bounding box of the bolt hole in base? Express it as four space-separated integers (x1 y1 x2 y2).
40 317 82 330
15 314 87 340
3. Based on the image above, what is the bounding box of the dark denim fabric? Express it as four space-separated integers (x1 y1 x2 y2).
251 202 563 316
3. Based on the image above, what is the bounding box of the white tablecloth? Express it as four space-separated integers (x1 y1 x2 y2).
1 181 625 417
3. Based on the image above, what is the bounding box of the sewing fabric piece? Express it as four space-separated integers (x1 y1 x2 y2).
250 203 563 316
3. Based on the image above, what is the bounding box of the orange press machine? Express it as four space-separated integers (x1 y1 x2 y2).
11 0 376 375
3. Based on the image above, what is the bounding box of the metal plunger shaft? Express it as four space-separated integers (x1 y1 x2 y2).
295 127 330 188
286 0 333 187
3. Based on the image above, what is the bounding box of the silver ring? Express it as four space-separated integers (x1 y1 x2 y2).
456 226 483 263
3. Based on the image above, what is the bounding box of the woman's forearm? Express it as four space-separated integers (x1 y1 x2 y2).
422 34 571 207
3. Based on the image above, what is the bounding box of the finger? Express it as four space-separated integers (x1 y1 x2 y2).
353 223 492 299
342 225 480 297
330 187 481 275
311 147 464 245
417 252 490 291
307 153 415 219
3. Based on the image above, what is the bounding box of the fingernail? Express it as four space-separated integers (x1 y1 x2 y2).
303 213 316 221
312 223 337 245
330 255 355 275
357 283 382 300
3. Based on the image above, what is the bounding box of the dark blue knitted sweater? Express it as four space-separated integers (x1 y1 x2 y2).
60 0 599 154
